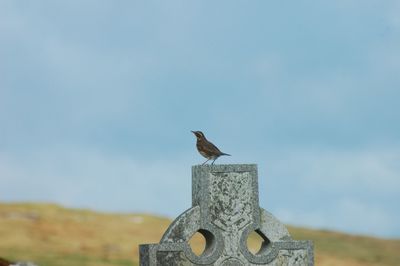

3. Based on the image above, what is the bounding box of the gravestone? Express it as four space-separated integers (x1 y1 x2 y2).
139 164 313 265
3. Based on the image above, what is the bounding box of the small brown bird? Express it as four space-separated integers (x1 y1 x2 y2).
191 131 231 165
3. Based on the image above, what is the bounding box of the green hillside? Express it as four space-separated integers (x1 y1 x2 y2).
0 202 399 266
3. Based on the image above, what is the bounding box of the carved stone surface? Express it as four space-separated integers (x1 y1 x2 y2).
139 164 313 265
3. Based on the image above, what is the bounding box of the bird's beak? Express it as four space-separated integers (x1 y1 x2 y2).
191 130 195 134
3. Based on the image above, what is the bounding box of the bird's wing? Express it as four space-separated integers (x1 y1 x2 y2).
203 141 223 155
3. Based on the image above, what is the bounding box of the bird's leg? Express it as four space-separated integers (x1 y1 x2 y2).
211 158 217 165
202 159 210 165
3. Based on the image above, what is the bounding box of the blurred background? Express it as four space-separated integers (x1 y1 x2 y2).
1 1 399 265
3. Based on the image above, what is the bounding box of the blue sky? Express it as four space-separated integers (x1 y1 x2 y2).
1 1 399 238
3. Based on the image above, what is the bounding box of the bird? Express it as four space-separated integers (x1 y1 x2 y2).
191 131 231 165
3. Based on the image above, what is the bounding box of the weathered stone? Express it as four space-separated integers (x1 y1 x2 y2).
139 164 313 265
10 262 38 266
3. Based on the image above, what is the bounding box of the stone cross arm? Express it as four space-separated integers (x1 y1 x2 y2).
139 164 313 266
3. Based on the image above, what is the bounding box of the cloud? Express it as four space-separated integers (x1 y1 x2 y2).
0 148 194 217
289 148 399 192
1 145 399 237
260 147 400 237
1 1 399 238
275 198 398 238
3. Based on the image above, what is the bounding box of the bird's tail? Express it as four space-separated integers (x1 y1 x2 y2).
221 153 231 156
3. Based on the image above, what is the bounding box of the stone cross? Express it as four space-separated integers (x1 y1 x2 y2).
139 164 313 265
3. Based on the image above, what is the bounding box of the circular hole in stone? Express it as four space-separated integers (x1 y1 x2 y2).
188 231 206 256
246 230 270 255
188 229 215 257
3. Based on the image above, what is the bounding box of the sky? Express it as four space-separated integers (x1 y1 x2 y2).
1 1 399 238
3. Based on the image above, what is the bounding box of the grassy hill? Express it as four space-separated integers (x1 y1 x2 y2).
0 202 399 266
